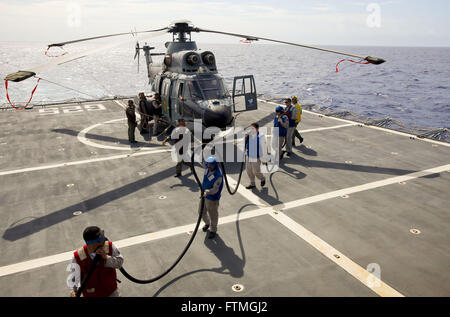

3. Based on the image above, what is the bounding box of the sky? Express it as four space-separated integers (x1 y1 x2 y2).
0 0 449 47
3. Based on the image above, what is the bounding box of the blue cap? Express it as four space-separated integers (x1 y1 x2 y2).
206 156 218 169
85 230 106 245
276 106 284 112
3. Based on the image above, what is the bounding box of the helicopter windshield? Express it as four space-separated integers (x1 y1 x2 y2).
186 81 203 100
189 76 230 100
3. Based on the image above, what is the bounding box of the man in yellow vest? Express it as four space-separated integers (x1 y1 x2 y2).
292 96 304 147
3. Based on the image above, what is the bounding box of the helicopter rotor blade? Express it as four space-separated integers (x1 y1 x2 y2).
48 27 168 48
196 28 386 65
5 30 168 82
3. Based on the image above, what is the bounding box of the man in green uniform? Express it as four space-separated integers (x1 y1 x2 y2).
126 100 138 144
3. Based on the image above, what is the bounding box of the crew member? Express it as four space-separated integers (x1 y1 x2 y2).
201 156 223 239
69 226 124 297
245 123 267 190
151 93 162 138
292 96 304 146
284 98 297 157
138 92 150 134
274 106 289 160
126 100 138 144
162 118 192 177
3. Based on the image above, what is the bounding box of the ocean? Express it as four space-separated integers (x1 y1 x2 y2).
1 41 449 138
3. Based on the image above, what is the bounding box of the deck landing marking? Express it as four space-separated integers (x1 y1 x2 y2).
299 123 358 133
77 118 156 151
268 211 404 297
77 100 158 151
0 149 170 177
1 163 448 281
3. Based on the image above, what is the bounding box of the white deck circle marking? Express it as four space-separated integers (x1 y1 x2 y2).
66 184 74 188
341 195 350 199
77 118 156 151
159 195 167 200
138 172 147 176
73 211 83 216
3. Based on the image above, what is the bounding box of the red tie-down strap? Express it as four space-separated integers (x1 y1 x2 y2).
45 46 68 58
5 78 41 110
336 59 370 72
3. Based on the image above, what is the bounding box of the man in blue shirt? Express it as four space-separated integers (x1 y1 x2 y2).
273 106 289 160
201 156 224 239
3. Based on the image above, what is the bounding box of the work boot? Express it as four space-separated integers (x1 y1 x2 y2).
261 179 266 187
246 184 256 190
207 231 216 239
286 152 291 157
299 136 304 144
174 173 181 178
202 224 210 232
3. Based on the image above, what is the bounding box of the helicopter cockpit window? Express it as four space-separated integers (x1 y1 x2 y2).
186 81 203 100
196 77 230 100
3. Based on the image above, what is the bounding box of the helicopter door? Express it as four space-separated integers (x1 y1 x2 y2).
161 78 172 120
174 81 184 121
232 75 257 112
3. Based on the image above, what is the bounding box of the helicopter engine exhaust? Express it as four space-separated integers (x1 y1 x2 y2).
201 52 215 65
186 53 200 66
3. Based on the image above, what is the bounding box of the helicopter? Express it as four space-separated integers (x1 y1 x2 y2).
5 20 386 133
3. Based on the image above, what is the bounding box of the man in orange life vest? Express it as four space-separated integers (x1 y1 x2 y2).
70 226 123 297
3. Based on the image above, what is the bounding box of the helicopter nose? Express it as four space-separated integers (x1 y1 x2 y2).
203 104 233 129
